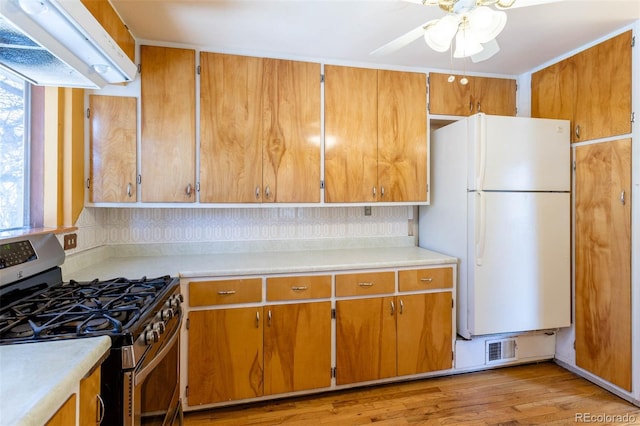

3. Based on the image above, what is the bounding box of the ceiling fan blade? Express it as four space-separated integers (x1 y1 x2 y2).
370 20 435 56
470 38 500 62
496 0 564 9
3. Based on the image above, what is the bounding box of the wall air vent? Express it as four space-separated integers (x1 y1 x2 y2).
486 338 517 363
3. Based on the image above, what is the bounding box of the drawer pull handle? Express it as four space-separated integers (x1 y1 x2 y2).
291 286 308 291
420 278 434 283
217 290 237 295
400 299 404 315
358 282 374 287
390 300 395 315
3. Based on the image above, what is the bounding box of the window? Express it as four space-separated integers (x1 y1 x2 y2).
0 68 29 231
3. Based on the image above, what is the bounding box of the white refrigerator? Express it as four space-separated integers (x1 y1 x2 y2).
419 113 571 339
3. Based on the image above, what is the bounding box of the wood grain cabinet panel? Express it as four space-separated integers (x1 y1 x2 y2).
575 138 631 391
45 394 76 426
397 292 452 376
429 72 516 116
336 296 397 385
324 65 427 203
264 302 331 395
88 95 137 203
140 45 196 202
189 279 262 306
266 276 331 301
188 307 264 405
335 271 395 296
532 30 631 142
79 366 101 425
199 53 320 203
398 267 453 292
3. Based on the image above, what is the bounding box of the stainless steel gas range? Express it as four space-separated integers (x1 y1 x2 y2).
0 233 183 426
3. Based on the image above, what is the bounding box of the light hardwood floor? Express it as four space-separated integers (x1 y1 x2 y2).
183 362 640 425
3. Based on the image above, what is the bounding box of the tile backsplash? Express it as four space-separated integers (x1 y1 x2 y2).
66 206 416 254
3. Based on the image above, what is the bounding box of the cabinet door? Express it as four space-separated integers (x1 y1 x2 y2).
188 307 263 405
428 72 471 116
80 0 135 62
575 138 631 391
335 296 396 384
262 59 321 203
264 302 331 395
397 292 452 376
531 58 576 134
140 45 196 202
573 31 632 142
324 65 378 203
45 395 76 426
378 69 427 202
199 52 263 203
79 366 101 425
471 76 516 116
89 95 137 203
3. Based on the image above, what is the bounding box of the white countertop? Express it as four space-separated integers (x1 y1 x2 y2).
0 336 111 426
65 246 457 281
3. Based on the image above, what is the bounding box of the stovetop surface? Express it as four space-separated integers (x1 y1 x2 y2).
0 274 179 345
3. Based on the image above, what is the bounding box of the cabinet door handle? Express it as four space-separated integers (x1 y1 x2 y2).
390 300 395 316
265 185 271 199
256 311 260 328
268 309 272 327
380 186 385 198
255 186 260 200
477 102 481 112
358 282 373 287
97 393 105 424
217 290 236 295
420 277 433 283
469 100 473 113
400 299 404 315
186 183 192 197
291 286 308 291
621 190 626 205
127 183 132 198
372 186 376 198
575 124 581 139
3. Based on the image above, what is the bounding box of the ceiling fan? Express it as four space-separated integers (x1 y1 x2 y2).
371 0 563 63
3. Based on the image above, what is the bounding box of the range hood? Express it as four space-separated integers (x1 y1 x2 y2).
0 0 137 88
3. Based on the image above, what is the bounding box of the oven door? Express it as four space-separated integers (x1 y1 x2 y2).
125 309 183 426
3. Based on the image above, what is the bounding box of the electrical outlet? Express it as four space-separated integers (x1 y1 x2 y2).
364 206 372 216
63 233 77 250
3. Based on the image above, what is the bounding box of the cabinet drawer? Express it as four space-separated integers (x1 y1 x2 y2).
266 275 331 301
398 267 453 291
335 272 395 297
189 278 262 306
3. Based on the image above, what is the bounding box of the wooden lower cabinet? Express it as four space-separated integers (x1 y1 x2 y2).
336 292 453 385
79 367 102 425
336 296 397 385
264 302 332 394
46 395 77 426
575 138 632 391
188 307 264 405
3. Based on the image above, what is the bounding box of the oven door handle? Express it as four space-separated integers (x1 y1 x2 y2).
134 311 182 386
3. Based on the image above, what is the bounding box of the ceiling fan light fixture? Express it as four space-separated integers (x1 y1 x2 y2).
453 29 484 58
423 14 459 52
468 6 507 43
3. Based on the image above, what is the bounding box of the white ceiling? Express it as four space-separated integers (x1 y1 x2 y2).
111 0 640 76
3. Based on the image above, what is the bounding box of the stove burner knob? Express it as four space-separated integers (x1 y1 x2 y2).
152 321 166 335
159 308 174 320
144 329 159 345
167 296 182 308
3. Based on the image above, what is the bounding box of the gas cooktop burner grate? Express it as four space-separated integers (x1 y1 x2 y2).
0 275 176 343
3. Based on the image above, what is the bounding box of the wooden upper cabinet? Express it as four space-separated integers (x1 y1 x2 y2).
572 30 632 142
80 0 135 62
200 52 263 203
532 30 632 142
324 65 378 203
324 65 427 203
378 69 427 202
429 72 516 116
140 45 196 202
199 53 320 203
262 59 321 203
88 95 137 203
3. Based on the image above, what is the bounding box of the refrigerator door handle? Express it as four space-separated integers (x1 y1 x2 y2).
476 191 486 266
475 117 487 191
